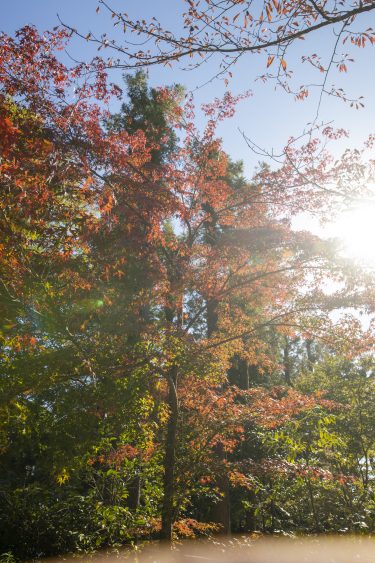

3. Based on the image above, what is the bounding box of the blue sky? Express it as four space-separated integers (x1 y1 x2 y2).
3 0 375 176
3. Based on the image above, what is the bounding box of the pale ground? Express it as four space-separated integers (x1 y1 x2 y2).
47 535 375 563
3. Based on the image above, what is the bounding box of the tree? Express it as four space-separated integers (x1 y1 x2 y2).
1 25 375 559
64 0 375 104
0 28 165 557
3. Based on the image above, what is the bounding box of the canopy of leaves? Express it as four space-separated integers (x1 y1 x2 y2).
1 24 375 561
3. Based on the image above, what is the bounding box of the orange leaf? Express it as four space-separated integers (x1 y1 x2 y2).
266 4 272 22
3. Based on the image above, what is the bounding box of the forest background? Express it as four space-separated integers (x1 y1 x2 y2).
1 1 375 561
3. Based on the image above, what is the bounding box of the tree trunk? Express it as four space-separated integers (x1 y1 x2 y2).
239 358 250 390
306 339 316 366
160 365 178 542
127 474 141 510
306 477 320 532
283 337 292 386
245 489 257 532
212 445 231 535
206 297 231 535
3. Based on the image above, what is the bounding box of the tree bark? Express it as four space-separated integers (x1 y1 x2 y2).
283 337 292 386
245 489 257 532
127 474 141 510
207 296 231 535
212 443 231 535
160 365 179 542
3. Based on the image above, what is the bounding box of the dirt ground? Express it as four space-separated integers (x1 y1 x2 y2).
46 535 375 563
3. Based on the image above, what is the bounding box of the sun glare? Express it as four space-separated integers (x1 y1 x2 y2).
332 204 375 265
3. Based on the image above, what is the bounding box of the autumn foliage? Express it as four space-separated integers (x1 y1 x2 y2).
1 22 375 560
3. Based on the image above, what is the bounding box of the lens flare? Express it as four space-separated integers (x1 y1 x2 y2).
332 204 375 265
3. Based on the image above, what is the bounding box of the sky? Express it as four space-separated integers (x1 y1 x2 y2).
3 0 375 178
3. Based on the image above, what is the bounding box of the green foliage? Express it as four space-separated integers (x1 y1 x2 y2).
1 55 375 559
106 71 184 163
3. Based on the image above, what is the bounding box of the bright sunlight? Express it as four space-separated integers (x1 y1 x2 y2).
332 203 375 265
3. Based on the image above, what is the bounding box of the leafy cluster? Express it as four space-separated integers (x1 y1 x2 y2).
1 26 375 561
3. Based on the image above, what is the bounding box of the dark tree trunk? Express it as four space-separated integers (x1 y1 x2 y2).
306 339 316 366
160 365 179 542
207 297 231 535
212 466 231 535
238 357 250 390
283 337 292 386
160 264 183 543
245 489 257 532
127 474 141 510
206 297 218 338
204 205 232 536
228 356 249 389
